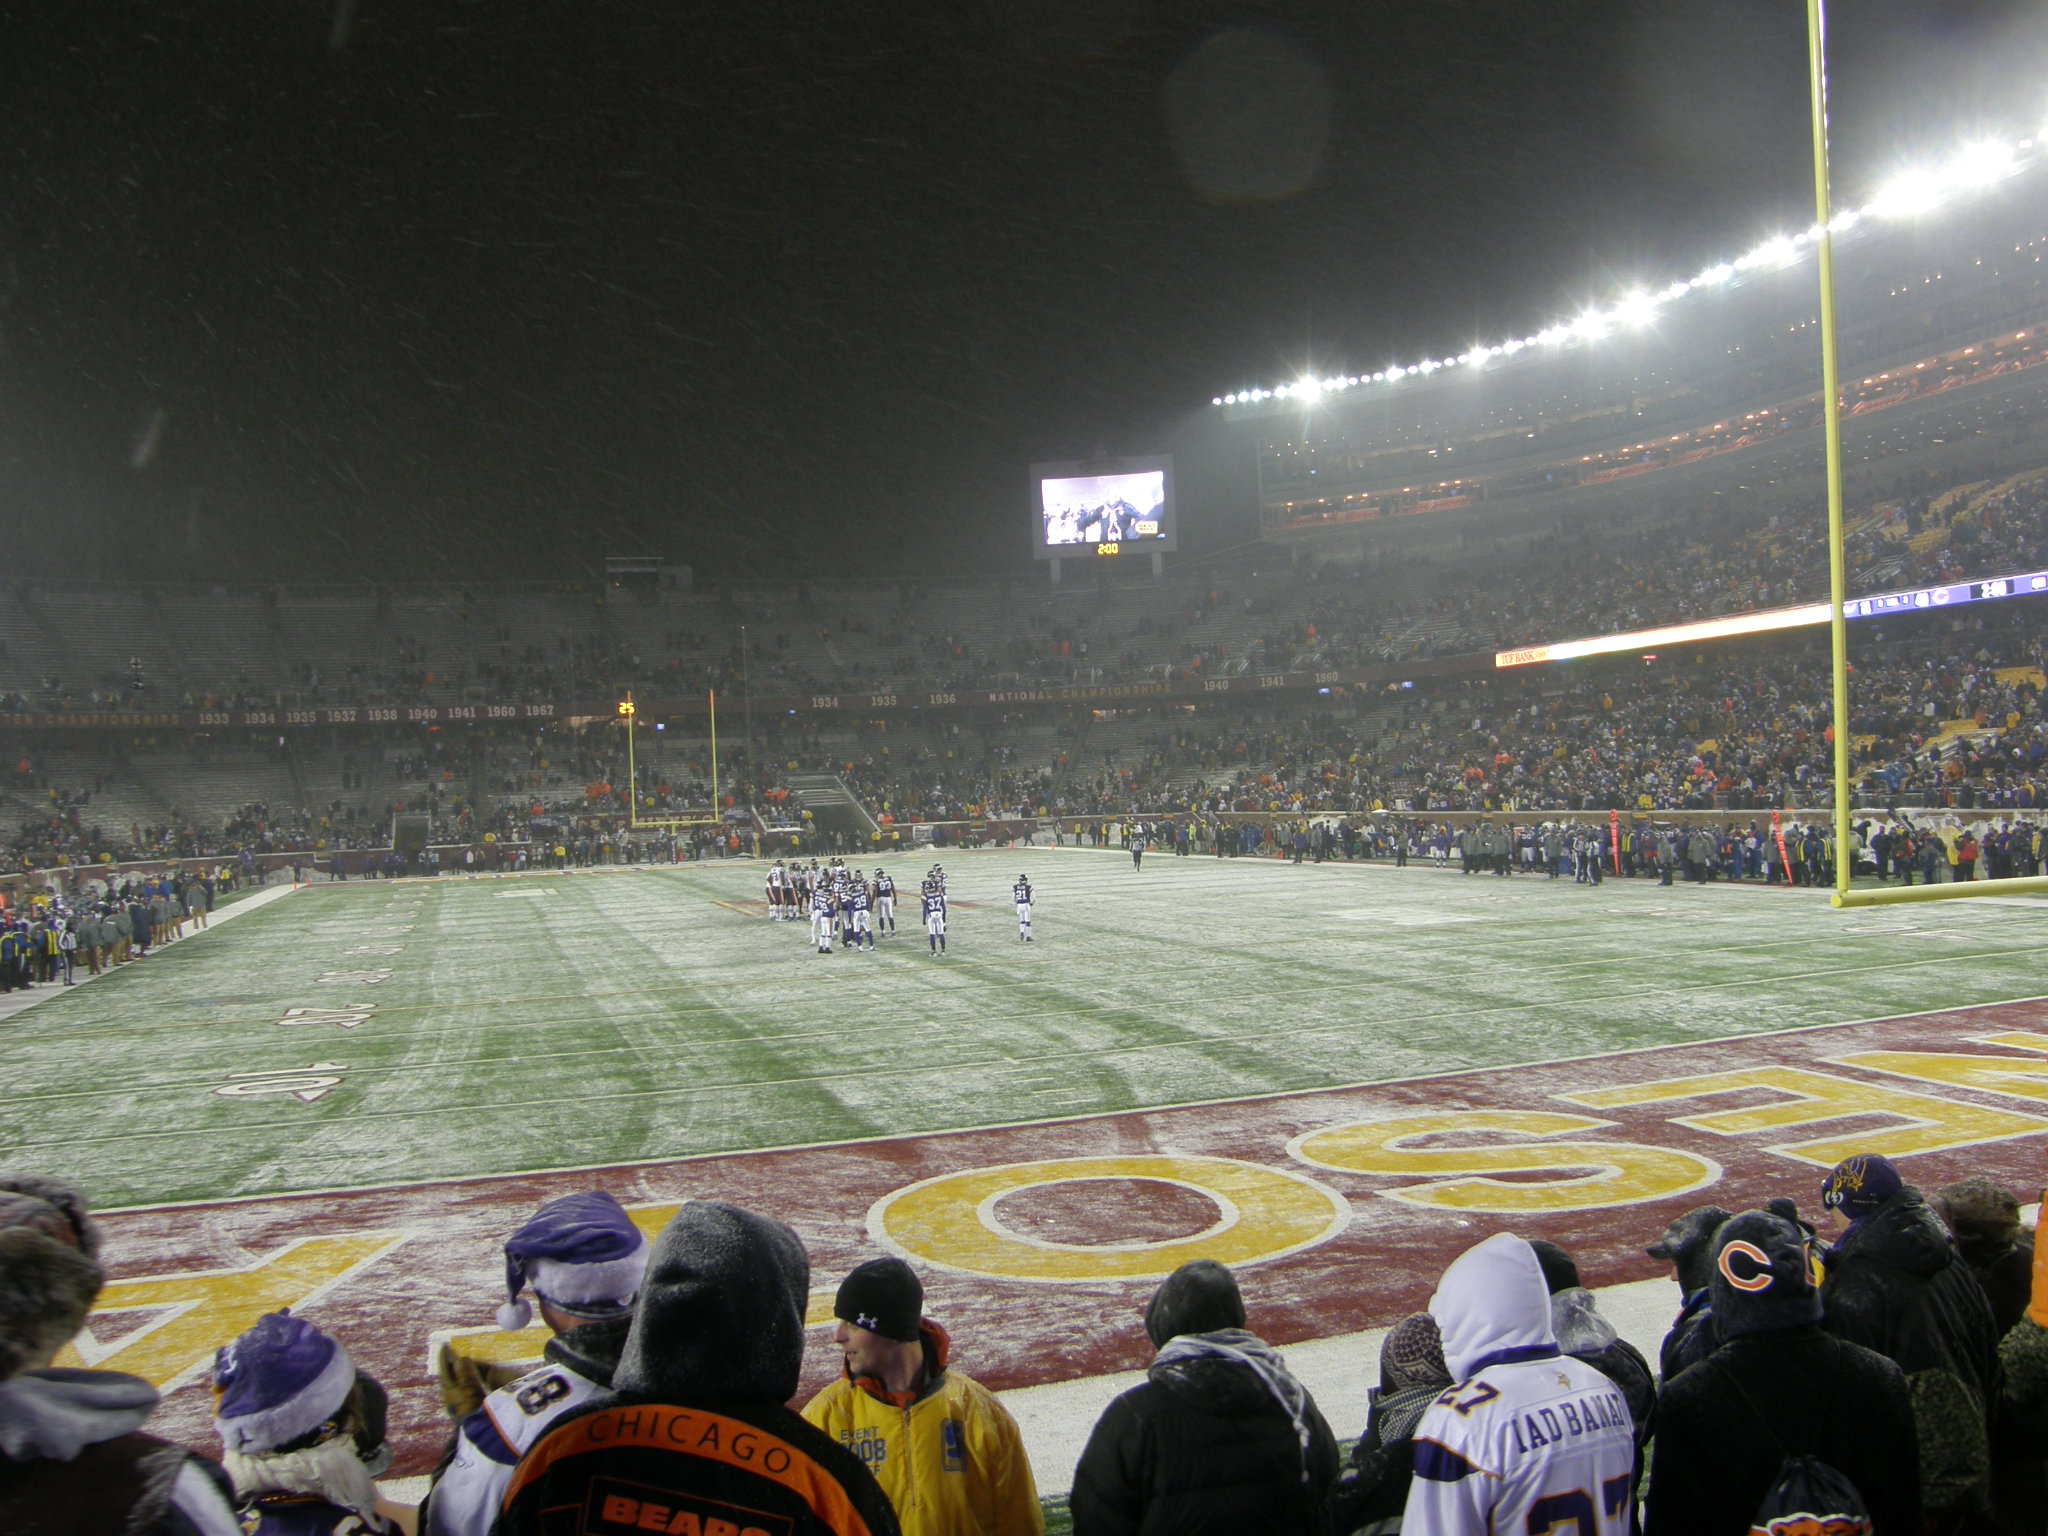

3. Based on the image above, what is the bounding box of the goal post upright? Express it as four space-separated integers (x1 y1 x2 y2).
1805 0 1854 906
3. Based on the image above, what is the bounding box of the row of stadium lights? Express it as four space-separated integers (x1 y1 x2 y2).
1212 134 2039 408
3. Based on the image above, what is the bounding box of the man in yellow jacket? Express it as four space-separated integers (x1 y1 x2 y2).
802 1257 1043 1536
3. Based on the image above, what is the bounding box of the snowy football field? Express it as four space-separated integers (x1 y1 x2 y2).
10 847 2048 1211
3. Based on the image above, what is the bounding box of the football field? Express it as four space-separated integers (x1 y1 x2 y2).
12 848 2048 1490
11 847 2048 1211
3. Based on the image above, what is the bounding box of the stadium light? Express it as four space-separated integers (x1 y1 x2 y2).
1210 120 2045 406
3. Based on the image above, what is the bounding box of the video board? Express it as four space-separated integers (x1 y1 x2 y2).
1030 457 1175 559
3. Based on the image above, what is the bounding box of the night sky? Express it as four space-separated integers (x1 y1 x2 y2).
3 1 2044 584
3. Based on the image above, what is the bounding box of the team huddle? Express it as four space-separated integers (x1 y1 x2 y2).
762 859 1034 955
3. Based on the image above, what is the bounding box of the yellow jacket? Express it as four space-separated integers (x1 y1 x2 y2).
801 1324 1042 1536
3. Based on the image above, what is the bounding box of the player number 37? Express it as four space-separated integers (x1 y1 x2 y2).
1526 1476 1633 1535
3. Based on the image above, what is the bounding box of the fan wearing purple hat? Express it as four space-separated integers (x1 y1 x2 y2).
421 1191 648 1536
211 1311 398 1535
1818 1152 2005 1530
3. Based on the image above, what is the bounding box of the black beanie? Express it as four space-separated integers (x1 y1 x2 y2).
1527 1239 1581 1295
1708 1210 1823 1340
1144 1259 1246 1348
835 1257 923 1342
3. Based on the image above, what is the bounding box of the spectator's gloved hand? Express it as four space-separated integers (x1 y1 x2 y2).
435 1341 528 1420
1646 1204 1734 1296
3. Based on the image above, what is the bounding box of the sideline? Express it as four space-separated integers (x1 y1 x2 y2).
0 879 300 1027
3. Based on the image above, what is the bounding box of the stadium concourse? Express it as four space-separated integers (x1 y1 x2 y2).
2 841 2045 1529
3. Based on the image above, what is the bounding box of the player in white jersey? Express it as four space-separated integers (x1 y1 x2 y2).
1404 1233 1636 1536
922 881 947 953
873 869 896 934
765 860 788 919
809 884 834 954
1012 875 1033 941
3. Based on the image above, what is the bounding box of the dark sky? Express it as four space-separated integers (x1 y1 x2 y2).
2 1 2044 584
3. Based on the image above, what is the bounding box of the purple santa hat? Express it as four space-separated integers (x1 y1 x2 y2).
496 1190 650 1331
213 1311 357 1456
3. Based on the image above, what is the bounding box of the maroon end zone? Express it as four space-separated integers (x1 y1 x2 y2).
85 1001 2048 1474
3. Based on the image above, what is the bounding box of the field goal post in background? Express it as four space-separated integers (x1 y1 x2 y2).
616 689 727 834
1810 0 2048 909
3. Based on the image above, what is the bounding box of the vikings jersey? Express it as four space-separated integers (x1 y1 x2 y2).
1012 880 1032 905
1406 1354 1635 1536
922 890 945 920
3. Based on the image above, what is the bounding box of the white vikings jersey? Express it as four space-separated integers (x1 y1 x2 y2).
428 1360 608 1536
1406 1353 1635 1536
1406 1233 1635 1536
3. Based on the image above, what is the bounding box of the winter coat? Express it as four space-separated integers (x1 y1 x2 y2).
1821 1188 2005 1522
0 1367 242 1536
1324 1381 1440 1536
803 1322 1042 1536
1643 1329 1920 1536
1992 1231 2048 1536
1403 1236 1634 1536
1550 1288 1654 1444
1071 1328 1338 1536
495 1203 899 1536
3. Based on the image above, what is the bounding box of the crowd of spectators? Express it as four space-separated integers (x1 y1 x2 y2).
0 1153 2040 1534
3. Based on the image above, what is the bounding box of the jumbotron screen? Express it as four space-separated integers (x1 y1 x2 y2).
1030 457 1175 558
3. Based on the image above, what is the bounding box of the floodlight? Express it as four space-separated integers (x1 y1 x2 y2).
1612 289 1659 329
1948 139 2020 187
1868 167 1945 219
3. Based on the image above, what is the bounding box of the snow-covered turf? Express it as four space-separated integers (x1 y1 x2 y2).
11 848 2048 1211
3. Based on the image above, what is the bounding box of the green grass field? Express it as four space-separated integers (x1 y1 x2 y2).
10 849 2048 1210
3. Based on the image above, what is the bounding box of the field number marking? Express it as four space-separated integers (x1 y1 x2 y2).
213 1063 350 1102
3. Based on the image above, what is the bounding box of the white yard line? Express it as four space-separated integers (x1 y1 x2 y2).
0 880 300 1027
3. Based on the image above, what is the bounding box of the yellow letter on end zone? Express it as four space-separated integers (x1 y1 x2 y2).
1563 1065 2047 1167
54 1232 404 1391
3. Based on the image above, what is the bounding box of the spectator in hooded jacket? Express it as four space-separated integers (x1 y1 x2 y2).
0 1191 241 1536
1324 1313 1449 1536
1819 1153 2004 1531
1071 1258 1338 1536
1402 1234 1634 1536
1644 1209 1920 1536
495 1202 899 1536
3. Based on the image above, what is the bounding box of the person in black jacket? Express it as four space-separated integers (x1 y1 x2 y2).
1527 1240 1655 1444
1644 1204 1732 1381
494 1202 900 1536
1071 1259 1338 1536
1323 1313 1449 1536
1819 1153 2004 1531
1934 1176 2035 1338
1645 1209 1921 1536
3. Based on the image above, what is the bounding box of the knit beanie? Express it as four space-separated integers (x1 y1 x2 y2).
835 1257 924 1343
1820 1154 1903 1216
1708 1210 1824 1339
